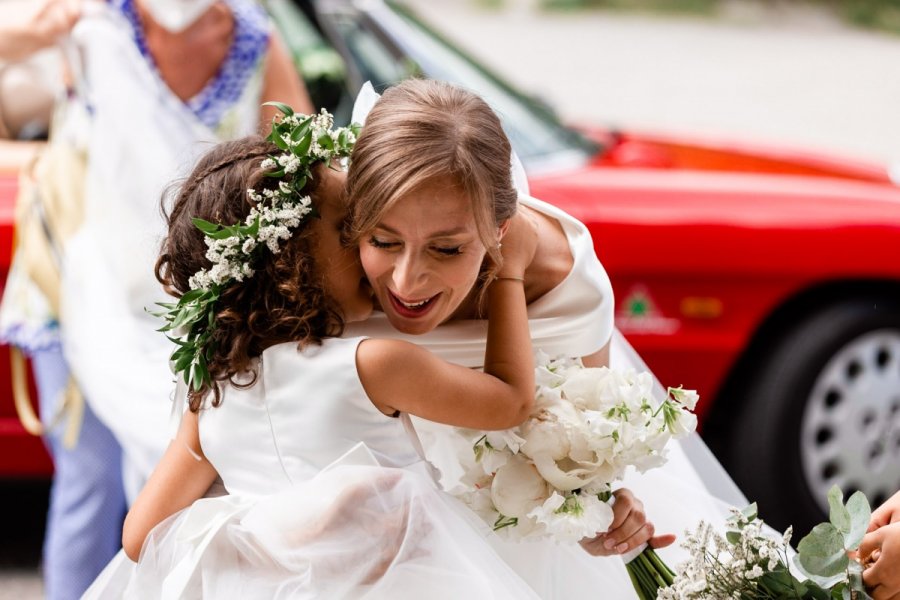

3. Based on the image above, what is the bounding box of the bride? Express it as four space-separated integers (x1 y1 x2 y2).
341 78 747 596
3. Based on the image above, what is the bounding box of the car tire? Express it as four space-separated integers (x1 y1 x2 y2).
725 296 900 535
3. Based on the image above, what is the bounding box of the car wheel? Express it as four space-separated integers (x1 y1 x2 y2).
725 297 900 535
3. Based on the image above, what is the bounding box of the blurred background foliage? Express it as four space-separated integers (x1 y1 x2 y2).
473 0 900 35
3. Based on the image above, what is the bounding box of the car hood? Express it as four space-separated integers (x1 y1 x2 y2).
576 125 896 186
529 165 900 230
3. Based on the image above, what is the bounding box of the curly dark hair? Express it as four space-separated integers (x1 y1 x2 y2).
155 136 344 411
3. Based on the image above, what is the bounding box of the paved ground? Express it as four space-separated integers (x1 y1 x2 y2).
404 0 900 166
4 2 899 597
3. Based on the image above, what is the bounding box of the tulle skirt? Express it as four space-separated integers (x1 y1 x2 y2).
83 464 545 599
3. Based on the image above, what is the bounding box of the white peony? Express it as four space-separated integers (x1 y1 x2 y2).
519 413 570 461
490 455 550 519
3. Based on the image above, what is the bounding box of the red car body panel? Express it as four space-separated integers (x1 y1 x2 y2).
0 141 55 477
529 133 900 425
2 127 900 476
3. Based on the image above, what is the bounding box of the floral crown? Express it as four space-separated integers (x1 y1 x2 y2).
156 103 360 393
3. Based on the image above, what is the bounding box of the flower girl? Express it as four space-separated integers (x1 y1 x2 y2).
83 109 544 599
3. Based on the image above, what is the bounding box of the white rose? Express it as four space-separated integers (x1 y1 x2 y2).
490 455 550 519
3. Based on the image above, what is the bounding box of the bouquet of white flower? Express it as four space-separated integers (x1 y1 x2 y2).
660 486 873 600
451 352 699 595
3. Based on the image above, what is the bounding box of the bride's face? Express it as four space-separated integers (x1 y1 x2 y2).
358 176 488 335
312 169 374 324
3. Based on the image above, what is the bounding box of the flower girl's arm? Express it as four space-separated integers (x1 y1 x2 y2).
357 214 537 430
122 410 218 561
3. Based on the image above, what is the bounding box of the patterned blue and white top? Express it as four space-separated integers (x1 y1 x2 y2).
0 0 273 352
113 0 271 130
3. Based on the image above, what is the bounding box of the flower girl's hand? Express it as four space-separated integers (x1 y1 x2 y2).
860 521 900 599
578 488 676 557
497 209 539 279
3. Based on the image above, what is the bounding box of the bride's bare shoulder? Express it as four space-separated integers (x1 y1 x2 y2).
522 205 574 302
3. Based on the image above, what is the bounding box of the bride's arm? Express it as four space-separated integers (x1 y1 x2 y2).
122 409 218 561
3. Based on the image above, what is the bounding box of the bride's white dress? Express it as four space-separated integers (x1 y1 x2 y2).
345 193 747 597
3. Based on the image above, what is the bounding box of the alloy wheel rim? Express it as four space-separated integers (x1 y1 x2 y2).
800 329 900 512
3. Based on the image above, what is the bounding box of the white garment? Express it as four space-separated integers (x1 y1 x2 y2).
84 338 543 599
59 7 264 501
347 194 745 597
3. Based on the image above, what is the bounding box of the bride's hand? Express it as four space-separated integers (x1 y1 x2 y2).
578 488 676 557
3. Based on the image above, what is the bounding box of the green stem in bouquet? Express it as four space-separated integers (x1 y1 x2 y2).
626 546 676 599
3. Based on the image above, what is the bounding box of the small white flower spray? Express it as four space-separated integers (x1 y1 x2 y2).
660 487 874 600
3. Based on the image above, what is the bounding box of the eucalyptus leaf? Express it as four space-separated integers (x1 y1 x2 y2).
828 485 852 535
741 502 758 521
796 523 849 577
844 491 871 551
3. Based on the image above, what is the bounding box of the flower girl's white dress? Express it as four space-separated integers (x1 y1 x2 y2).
85 337 546 599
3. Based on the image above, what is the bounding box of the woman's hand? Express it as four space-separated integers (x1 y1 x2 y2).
0 0 80 62
578 488 676 557
860 521 900 600
869 490 900 532
496 210 539 279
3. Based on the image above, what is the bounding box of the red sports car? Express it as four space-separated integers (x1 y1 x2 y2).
1 0 898 535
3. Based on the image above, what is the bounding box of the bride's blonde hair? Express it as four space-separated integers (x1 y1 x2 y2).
346 79 518 279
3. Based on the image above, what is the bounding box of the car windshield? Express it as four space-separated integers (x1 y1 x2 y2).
316 0 601 173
